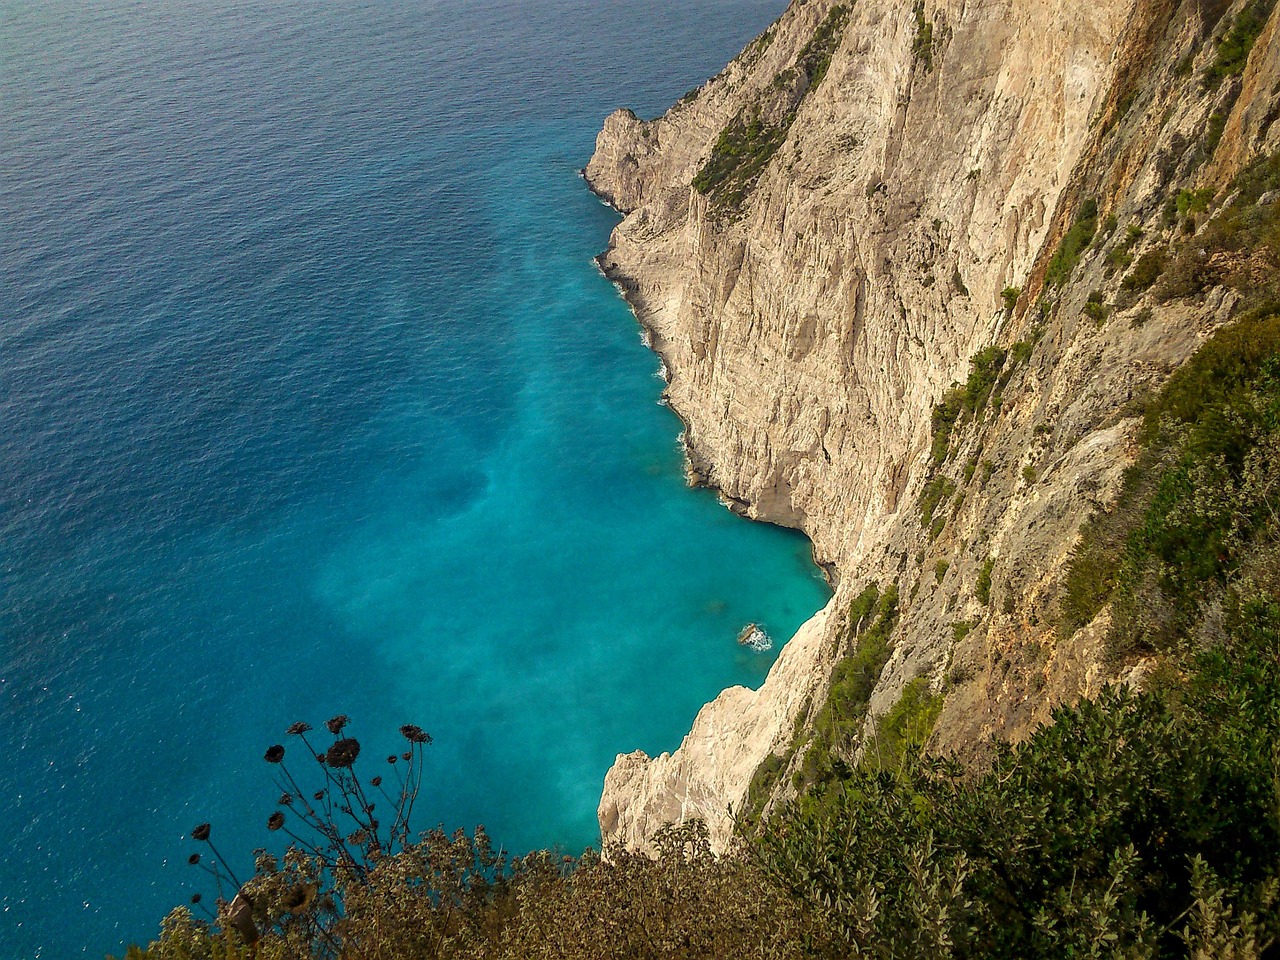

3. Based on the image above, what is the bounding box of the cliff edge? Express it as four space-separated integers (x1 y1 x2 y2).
587 0 1280 851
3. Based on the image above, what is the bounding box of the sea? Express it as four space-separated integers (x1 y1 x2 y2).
0 0 822 955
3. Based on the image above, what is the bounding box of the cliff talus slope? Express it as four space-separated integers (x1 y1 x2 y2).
588 0 1280 851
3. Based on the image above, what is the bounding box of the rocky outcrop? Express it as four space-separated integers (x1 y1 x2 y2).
587 0 1280 850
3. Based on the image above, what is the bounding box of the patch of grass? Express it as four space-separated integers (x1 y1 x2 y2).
1022 464 1038 484
1044 198 1100 288
935 559 950 583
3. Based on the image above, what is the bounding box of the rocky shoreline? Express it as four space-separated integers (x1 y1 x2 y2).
584 0 1280 852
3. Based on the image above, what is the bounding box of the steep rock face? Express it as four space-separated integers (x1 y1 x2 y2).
587 0 1280 851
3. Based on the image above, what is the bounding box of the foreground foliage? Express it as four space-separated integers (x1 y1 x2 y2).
121 586 1280 959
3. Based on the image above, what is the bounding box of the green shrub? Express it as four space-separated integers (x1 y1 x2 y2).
919 474 956 529
691 111 790 208
976 556 994 604
1001 285 1021 313
865 677 944 771
1044 198 1100 288
1104 223 1143 276
912 1 934 71
1123 248 1166 292
1157 151 1280 306
1206 0 1276 87
793 4 850 89
1176 187 1215 219
795 585 900 793
757 647 1280 957
692 6 850 213
930 346 1009 465
1084 289 1110 324
935 558 950 583
1060 310 1280 651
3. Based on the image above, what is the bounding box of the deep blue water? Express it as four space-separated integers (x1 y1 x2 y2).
0 1 817 955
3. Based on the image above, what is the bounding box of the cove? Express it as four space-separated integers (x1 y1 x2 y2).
0 0 816 956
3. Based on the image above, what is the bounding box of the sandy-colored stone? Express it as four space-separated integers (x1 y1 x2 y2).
588 0 1280 851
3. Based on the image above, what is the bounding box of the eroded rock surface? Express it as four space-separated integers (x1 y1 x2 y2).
587 0 1280 851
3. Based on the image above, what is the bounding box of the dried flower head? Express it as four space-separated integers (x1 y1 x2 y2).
264 744 285 764
401 751 411 762
188 853 201 866
286 721 312 736
399 724 431 744
325 715 349 735
386 755 397 765
313 790 325 802
267 812 285 832
191 823 211 842
279 793 293 806
325 737 360 768
191 893 202 905
370 776 382 788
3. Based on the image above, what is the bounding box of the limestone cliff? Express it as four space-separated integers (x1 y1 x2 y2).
587 0 1280 852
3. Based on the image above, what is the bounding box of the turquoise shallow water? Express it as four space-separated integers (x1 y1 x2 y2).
0 0 820 955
